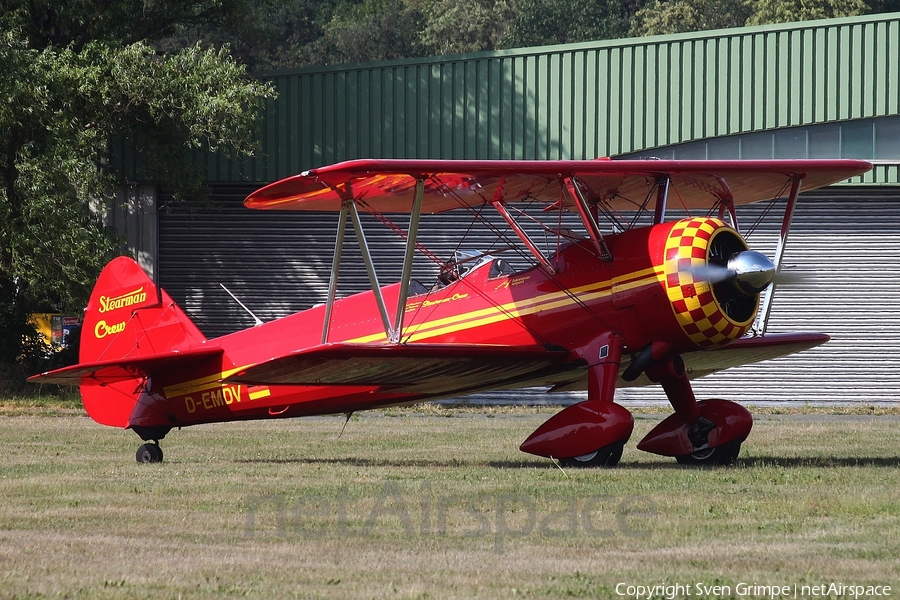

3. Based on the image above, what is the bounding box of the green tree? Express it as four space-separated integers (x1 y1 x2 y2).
630 0 750 36
746 0 869 25
0 2 273 386
299 0 426 65
154 0 337 72
417 0 517 56
632 0 872 37
499 0 641 48
869 0 900 12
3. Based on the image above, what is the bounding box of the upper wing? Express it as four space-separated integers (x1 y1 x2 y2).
244 159 872 214
225 342 572 395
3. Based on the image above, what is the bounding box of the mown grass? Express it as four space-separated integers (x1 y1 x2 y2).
1 406 898 599
0 391 83 417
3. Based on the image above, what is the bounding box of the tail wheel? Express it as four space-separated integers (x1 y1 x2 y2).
136 443 163 464
559 441 625 468
675 438 743 466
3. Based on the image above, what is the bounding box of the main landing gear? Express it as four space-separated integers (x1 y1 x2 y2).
136 441 164 463
520 333 635 467
675 438 743 466
634 354 752 466
558 440 627 468
520 336 753 468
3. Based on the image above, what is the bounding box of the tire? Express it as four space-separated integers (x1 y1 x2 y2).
675 438 742 466
136 443 163 464
559 441 625 468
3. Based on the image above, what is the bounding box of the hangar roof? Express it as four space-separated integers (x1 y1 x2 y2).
150 12 900 185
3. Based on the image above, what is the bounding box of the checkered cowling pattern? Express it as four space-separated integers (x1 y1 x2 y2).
663 218 753 349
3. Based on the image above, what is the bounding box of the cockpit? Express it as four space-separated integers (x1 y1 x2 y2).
436 250 516 288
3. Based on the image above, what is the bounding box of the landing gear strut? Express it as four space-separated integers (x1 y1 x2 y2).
136 442 163 463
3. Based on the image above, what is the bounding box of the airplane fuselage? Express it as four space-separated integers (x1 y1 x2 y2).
132 217 754 431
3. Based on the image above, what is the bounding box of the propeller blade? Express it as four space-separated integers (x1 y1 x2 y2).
770 270 809 285
683 263 736 284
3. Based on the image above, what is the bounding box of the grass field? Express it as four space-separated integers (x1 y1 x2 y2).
1 403 898 599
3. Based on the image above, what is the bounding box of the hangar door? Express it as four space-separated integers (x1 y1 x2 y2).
158 185 900 406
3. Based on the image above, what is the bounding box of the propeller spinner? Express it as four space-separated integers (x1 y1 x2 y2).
688 250 802 296
727 250 776 295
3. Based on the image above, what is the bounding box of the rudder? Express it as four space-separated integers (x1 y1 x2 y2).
81 256 206 363
79 257 207 427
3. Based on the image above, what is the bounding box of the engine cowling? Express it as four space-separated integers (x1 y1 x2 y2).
660 217 758 349
612 217 771 353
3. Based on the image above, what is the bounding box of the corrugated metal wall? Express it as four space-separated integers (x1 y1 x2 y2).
159 185 900 405
108 185 158 281
199 13 900 184
619 188 900 405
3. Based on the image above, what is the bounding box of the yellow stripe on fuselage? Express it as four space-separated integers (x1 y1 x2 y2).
160 267 665 397
163 365 248 398
347 266 664 344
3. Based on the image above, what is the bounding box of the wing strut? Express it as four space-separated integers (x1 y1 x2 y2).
755 175 802 335
653 176 670 224
563 177 612 261
322 179 426 345
391 178 425 343
322 200 350 344
715 196 739 230
491 200 556 273
349 201 393 337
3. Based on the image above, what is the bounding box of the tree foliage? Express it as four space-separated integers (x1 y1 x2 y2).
500 0 640 48
417 0 517 56
149 0 896 71
0 1 273 382
630 0 750 36
305 0 427 64
633 0 871 36
746 0 869 25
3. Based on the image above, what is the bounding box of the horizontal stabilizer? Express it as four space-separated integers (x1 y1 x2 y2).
226 343 570 394
28 347 223 386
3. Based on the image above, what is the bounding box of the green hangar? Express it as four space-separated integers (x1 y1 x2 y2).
116 12 900 405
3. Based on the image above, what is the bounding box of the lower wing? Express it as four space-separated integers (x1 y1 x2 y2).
225 343 573 395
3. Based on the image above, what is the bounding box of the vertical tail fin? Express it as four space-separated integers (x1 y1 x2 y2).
81 257 206 363
29 257 211 429
78 257 206 428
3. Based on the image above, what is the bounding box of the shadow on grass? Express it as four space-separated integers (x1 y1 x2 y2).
234 456 552 469
737 456 900 468
622 456 900 469
234 455 900 470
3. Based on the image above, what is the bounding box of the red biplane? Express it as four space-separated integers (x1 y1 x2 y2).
31 158 871 465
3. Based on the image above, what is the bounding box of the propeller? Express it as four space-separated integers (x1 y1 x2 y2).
686 251 806 296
